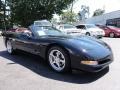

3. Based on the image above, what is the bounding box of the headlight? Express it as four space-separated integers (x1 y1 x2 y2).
81 60 98 65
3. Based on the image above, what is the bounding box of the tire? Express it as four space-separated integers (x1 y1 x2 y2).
109 32 115 38
6 40 16 54
86 32 90 36
47 46 71 73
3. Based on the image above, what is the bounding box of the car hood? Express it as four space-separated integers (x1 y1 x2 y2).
67 36 111 60
111 28 120 32
88 28 103 32
45 35 111 60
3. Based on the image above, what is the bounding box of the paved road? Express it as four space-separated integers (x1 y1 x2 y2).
0 37 120 90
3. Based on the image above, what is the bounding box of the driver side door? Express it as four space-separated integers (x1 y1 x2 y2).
77 25 86 35
17 28 45 56
14 28 36 53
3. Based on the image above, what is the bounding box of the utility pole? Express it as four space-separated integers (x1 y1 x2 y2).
71 1 74 13
70 1 74 23
3 0 6 31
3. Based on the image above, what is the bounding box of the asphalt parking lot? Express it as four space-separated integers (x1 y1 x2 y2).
0 37 120 90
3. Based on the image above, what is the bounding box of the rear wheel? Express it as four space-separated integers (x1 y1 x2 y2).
86 32 90 36
47 46 71 73
6 40 15 54
109 32 115 38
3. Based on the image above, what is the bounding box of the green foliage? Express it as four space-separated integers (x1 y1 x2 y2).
60 11 77 23
51 17 58 24
78 5 89 20
7 0 75 27
93 9 105 17
0 0 4 11
0 0 5 29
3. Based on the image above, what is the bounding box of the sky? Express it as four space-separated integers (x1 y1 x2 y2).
73 0 120 16
54 0 120 19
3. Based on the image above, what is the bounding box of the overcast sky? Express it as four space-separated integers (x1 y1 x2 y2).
54 0 120 19
73 0 120 16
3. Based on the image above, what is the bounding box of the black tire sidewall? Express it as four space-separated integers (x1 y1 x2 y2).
6 40 15 54
47 46 71 73
109 32 115 38
86 32 90 36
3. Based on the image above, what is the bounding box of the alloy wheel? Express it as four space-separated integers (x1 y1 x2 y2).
49 49 66 71
110 33 115 38
6 40 13 54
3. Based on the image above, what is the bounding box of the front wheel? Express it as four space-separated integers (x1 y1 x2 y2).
109 32 115 38
6 40 16 54
86 32 91 36
47 46 71 73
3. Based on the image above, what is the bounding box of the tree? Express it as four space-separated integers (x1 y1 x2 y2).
0 0 4 19
0 0 5 29
6 0 75 27
93 9 105 17
60 11 77 23
78 5 89 20
51 17 58 24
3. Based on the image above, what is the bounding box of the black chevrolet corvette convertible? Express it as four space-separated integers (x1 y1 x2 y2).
2 23 113 73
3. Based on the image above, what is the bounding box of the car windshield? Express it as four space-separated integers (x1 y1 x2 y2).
86 25 97 28
34 20 52 26
64 24 76 29
33 26 65 36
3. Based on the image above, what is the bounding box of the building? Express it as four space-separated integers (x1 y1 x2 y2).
83 10 120 27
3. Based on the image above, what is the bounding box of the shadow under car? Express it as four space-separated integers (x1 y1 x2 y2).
0 50 109 84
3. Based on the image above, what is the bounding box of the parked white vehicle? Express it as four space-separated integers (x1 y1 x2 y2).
56 24 81 36
76 24 105 38
0 31 2 36
34 20 52 26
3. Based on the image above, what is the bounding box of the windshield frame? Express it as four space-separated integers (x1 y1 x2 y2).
63 24 77 29
30 26 65 37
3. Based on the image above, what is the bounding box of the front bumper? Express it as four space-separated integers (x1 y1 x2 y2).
91 32 105 38
116 33 120 37
70 54 113 72
78 60 113 72
95 35 103 38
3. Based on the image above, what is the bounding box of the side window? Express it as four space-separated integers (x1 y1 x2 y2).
76 25 86 29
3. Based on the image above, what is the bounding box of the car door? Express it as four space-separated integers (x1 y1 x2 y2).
13 28 34 52
104 27 111 36
13 27 46 57
76 25 86 35
14 28 28 50
21 34 50 58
